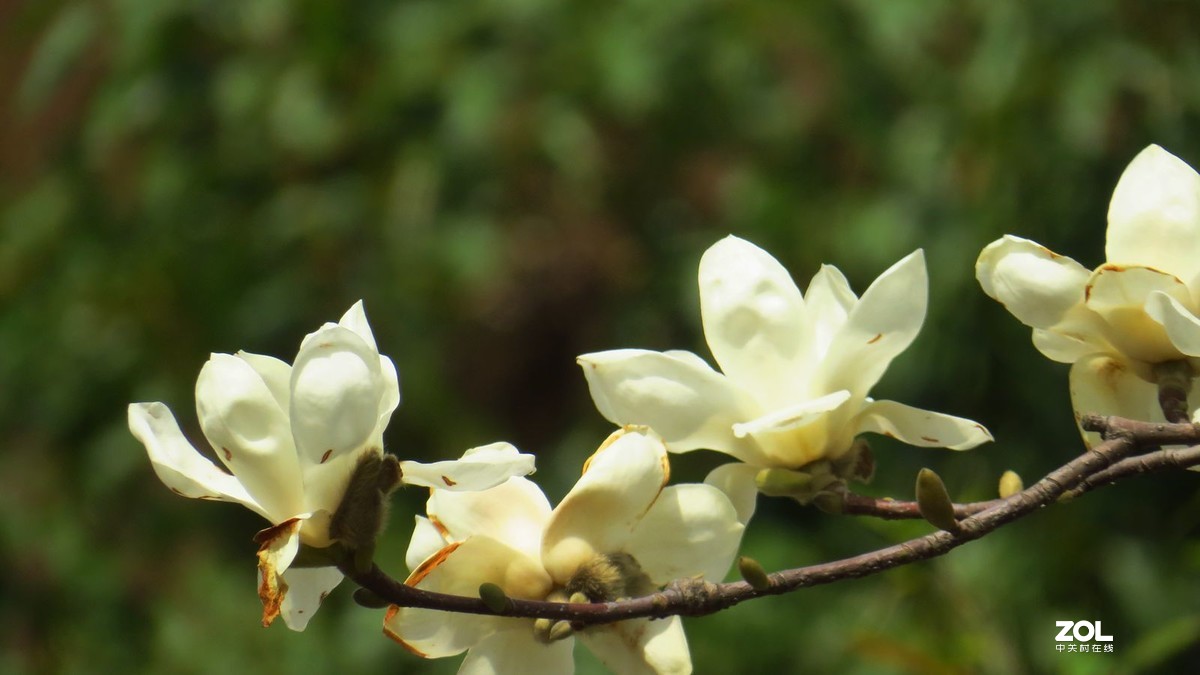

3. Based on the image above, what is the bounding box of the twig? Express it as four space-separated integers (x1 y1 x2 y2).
348 415 1200 625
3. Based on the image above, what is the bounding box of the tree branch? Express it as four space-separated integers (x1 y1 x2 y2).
348 415 1200 625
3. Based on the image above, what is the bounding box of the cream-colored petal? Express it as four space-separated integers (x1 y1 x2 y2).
127 402 269 519
577 616 692 675
542 430 669 585
405 515 451 572
698 236 810 407
290 324 385 467
1069 354 1163 448
256 518 303 627
290 324 391 517
195 354 305 522
278 566 343 632
976 235 1090 329
577 349 764 462
853 400 992 450
703 463 760 526
426 477 552 561
1031 328 1096 363
235 351 293 412
337 300 379 352
459 626 575 675
804 264 857 358
1084 264 1188 363
383 536 552 657
1106 144 1200 285
1145 291 1200 357
817 250 928 399
732 390 852 438
376 354 402 433
399 442 536 492
625 484 744 583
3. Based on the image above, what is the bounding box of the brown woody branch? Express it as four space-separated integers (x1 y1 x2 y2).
347 414 1200 625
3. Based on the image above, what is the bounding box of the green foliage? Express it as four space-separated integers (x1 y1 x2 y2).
2 0 1199 672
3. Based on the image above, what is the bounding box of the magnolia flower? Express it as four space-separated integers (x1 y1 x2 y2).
578 236 991 516
128 301 535 630
977 144 1200 440
384 428 744 675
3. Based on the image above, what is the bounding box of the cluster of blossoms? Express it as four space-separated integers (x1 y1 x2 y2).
977 144 1200 442
129 143 1197 673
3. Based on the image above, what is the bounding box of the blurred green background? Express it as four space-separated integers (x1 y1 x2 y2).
3 0 1200 673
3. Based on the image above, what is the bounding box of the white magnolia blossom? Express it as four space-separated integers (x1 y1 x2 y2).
128 301 535 630
977 144 1200 441
384 427 744 675
578 236 991 517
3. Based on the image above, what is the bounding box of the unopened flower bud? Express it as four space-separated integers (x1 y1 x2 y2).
916 468 959 532
737 556 771 590
478 583 510 613
998 470 1023 498
548 620 574 642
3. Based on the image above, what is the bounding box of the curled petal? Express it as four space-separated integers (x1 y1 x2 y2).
626 484 744 583
459 626 575 675
196 354 305 522
542 429 668 585
384 536 551 657
1106 144 1200 285
854 400 992 450
976 235 1090 329
127 402 268 519
1084 265 1188 363
256 518 303 627
577 616 692 675
278 566 343 632
426 477 551 560
817 250 928 399
1145 291 1200 357
400 442 536 492
704 463 760 526
732 390 852 438
577 349 764 463
1069 354 1162 448
698 235 811 407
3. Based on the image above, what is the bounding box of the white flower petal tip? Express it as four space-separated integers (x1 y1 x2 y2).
976 236 1089 329
1107 145 1200 283
399 443 536 492
337 300 378 350
855 400 993 450
576 349 756 458
127 402 262 511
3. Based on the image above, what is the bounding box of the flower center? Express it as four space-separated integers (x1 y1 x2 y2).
532 552 656 644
